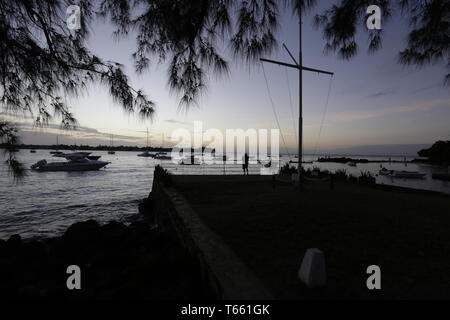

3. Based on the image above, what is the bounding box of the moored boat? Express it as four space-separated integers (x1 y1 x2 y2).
53 152 91 158
108 134 116 154
378 168 393 175
31 158 110 172
154 152 171 160
138 128 152 157
138 150 153 157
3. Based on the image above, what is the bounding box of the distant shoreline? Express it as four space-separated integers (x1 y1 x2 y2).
0 144 172 153
1 145 431 163
316 156 429 164
1 145 422 158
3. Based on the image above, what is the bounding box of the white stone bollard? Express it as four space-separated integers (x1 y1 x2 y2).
298 248 326 288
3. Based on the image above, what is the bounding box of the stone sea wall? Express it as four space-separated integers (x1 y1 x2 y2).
149 174 273 300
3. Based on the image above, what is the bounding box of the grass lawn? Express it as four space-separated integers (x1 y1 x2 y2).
173 176 450 299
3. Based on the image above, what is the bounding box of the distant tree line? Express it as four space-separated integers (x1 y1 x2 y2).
418 141 450 165
0 143 172 153
0 143 216 154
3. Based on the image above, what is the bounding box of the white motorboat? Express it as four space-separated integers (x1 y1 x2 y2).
53 152 91 158
52 152 101 161
391 170 426 179
31 158 110 172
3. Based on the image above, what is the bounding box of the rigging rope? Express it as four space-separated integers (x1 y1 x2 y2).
261 62 291 159
312 74 334 161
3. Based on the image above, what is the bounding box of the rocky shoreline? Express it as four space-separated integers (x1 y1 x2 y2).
0 216 207 299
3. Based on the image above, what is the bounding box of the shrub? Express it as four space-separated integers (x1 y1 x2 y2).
333 169 348 180
280 163 296 175
358 171 376 185
347 174 358 183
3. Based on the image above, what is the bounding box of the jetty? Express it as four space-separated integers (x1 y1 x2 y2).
316 156 419 164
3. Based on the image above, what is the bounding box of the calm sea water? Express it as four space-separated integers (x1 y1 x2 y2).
1 150 449 239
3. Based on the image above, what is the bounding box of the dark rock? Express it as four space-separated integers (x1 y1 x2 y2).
63 220 101 244
139 196 154 216
6 234 22 250
21 241 47 260
0 239 5 255
130 221 151 237
1 218 207 299
101 221 130 241
17 285 44 299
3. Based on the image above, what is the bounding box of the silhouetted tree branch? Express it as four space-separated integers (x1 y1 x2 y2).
0 0 155 178
0 121 25 180
1 0 448 180
314 0 449 82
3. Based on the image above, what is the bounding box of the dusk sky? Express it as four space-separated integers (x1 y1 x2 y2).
6 1 450 155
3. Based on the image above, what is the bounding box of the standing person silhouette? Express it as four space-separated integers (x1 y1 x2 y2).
242 153 249 175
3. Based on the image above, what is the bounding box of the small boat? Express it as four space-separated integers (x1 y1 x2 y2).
31 158 110 172
154 152 171 160
108 134 116 154
155 155 172 160
50 136 62 154
30 150 36 153
138 150 153 157
138 128 153 157
391 170 426 179
378 168 393 175
347 162 357 167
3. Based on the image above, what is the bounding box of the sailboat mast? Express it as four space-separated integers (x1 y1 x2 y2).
298 11 303 190
259 8 333 191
